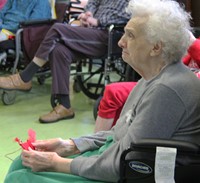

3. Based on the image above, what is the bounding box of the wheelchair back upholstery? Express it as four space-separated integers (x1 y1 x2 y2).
107 25 124 59
55 0 71 22
22 21 56 62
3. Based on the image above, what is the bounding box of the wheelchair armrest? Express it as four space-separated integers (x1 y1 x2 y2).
70 4 84 11
119 139 200 183
69 12 82 19
120 139 200 167
65 0 84 24
70 0 81 4
106 24 125 34
69 0 84 13
19 19 57 27
110 24 126 28
107 24 125 29
131 138 200 153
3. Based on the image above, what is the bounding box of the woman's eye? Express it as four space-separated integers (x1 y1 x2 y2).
127 32 134 39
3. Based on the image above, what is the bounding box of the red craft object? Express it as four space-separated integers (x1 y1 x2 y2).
15 129 36 150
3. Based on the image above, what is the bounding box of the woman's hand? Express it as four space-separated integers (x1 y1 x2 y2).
32 138 80 157
21 149 72 173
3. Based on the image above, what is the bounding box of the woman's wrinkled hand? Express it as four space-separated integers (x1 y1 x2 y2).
32 138 80 157
21 149 58 172
21 149 72 173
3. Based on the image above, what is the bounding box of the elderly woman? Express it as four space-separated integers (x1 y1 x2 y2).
94 36 200 132
4 0 200 182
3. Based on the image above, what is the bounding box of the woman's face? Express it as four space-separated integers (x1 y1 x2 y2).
118 17 154 73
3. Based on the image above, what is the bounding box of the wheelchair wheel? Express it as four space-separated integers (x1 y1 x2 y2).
93 95 102 120
76 59 105 100
2 90 16 105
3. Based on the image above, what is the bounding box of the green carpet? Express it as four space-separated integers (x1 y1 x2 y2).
0 77 95 182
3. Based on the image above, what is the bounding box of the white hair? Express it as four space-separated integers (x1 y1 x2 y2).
126 0 192 64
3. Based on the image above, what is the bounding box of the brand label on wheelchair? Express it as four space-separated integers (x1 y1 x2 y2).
129 161 152 174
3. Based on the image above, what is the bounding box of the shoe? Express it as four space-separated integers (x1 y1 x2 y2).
0 73 32 91
39 105 75 123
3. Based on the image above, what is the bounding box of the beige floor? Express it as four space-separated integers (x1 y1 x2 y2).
0 77 95 182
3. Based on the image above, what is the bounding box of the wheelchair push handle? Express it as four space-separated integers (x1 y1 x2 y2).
131 138 200 153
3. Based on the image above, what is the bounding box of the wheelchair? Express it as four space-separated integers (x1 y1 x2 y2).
118 138 200 183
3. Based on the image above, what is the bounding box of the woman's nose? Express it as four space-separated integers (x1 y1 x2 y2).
118 36 126 48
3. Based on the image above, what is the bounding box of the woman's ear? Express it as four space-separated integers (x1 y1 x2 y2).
150 41 162 56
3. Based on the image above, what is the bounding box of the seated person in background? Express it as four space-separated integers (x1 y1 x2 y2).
4 0 200 182
182 37 200 71
94 82 137 132
94 34 200 132
0 0 131 123
0 0 51 41
94 81 137 132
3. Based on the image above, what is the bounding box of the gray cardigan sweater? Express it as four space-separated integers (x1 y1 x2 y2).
71 61 200 182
